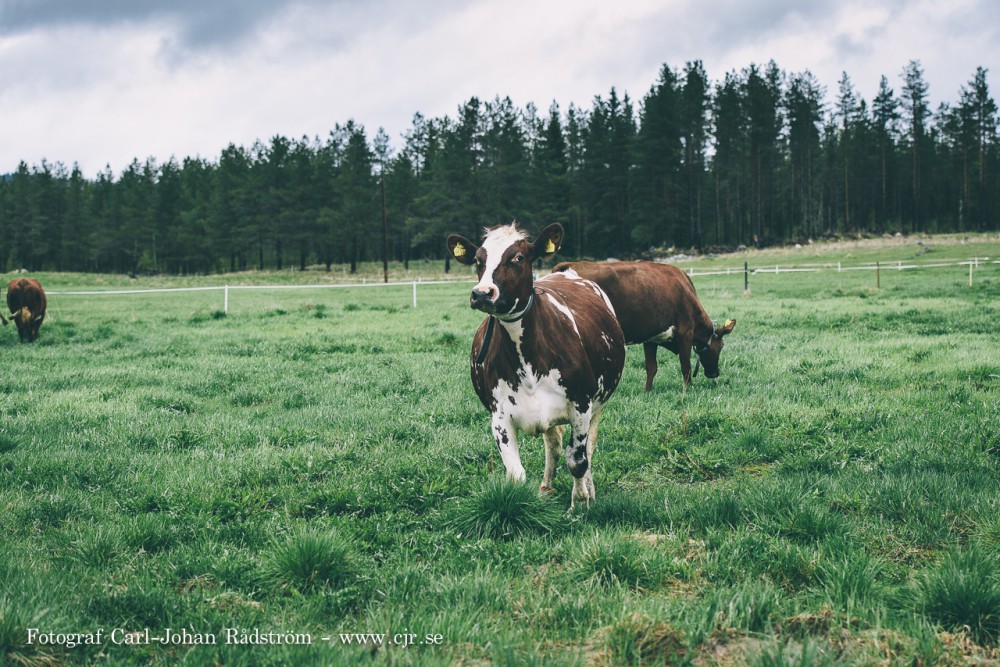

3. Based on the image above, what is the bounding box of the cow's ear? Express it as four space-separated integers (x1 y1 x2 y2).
716 319 736 337
531 223 564 260
447 235 478 265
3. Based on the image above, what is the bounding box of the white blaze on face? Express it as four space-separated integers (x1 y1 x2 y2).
474 224 527 302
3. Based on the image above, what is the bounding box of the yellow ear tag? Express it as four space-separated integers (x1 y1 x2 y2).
545 240 557 254
724 319 734 328
453 243 466 258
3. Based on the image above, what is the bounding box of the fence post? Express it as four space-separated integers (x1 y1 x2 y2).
743 261 750 296
224 285 229 314
412 281 417 308
970 262 974 287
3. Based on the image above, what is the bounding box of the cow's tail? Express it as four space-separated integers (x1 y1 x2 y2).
0 312 6 326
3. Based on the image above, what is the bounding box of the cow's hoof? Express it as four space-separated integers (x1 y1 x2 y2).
571 479 595 509
539 485 554 494
505 468 527 483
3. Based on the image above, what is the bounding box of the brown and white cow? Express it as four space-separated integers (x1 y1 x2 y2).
554 261 735 390
4 278 47 343
447 223 626 508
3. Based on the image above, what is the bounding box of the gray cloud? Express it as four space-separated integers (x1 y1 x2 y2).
0 0 472 53
0 0 339 51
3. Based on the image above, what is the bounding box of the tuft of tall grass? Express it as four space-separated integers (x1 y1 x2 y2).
603 613 687 666
915 547 1000 645
686 491 743 531
68 525 128 569
262 527 359 594
450 478 565 540
564 532 671 590
751 639 836 667
975 510 1000 555
817 552 884 612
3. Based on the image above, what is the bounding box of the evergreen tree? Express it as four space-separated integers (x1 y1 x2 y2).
633 64 683 248
5 162 32 270
481 96 529 226
744 62 784 244
155 157 182 272
785 71 824 238
178 157 214 273
583 88 636 256
957 67 998 229
835 72 860 231
64 164 91 271
532 102 570 233
564 103 588 256
711 71 748 245
872 76 901 229
338 121 376 273
901 60 931 232
681 60 711 248
215 144 254 272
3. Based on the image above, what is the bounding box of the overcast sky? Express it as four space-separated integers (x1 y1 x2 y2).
1 0 996 177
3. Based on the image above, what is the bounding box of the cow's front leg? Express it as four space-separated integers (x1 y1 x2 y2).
679 338 693 385
643 342 659 392
492 413 525 482
565 409 597 508
541 425 565 493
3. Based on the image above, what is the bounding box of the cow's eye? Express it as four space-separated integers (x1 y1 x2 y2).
512 254 524 264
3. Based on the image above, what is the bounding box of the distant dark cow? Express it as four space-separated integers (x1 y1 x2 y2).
554 261 735 390
4 278 47 343
447 223 626 507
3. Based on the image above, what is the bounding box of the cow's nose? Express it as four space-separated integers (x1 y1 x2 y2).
471 287 496 304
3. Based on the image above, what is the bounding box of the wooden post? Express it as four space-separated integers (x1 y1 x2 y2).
224 285 229 314
743 261 750 296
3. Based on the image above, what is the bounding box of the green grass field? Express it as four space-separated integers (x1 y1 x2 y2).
1 234 999 666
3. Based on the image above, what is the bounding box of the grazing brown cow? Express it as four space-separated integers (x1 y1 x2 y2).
5 278 47 343
553 261 735 390
447 223 626 508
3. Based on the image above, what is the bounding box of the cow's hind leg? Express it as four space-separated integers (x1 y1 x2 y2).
540 425 565 493
643 342 658 391
566 409 598 508
491 413 525 483
578 412 601 501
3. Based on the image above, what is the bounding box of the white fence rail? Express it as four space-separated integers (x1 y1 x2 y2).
686 256 993 277
46 279 472 312
41 256 994 312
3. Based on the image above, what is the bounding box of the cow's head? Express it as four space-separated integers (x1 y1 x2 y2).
695 319 736 378
447 222 563 318
12 307 33 328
